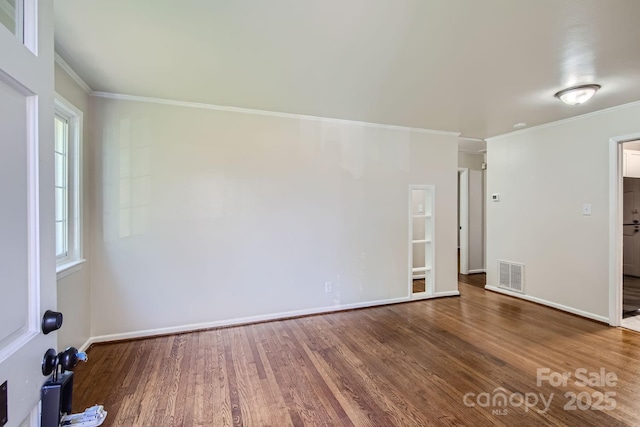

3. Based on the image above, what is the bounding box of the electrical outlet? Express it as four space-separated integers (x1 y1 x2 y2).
324 282 332 293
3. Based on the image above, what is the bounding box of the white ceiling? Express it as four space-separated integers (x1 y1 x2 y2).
54 0 640 139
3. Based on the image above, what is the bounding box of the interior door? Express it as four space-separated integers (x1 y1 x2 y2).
0 1 57 426
623 177 640 277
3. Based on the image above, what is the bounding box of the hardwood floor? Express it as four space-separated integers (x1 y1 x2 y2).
72 283 640 426
623 275 640 318
412 279 425 293
458 272 486 288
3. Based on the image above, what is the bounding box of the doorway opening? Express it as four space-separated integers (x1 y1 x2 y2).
457 167 487 289
620 140 640 330
609 133 640 331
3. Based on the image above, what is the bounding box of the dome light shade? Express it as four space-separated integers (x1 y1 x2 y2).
554 84 601 105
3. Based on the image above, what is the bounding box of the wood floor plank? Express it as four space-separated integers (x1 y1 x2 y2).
252 324 295 427
72 283 640 426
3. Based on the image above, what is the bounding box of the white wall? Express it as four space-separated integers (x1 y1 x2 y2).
458 152 484 170
486 101 640 320
54 63 92 350
89 96 459 338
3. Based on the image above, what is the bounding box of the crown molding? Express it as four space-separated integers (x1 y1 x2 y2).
92 91 461 137
54 52 93 94
486 99 640 142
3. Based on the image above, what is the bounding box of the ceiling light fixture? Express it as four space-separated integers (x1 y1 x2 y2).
554 84 601 105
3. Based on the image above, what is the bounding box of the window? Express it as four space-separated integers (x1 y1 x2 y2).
54 95 84 277
0 0 24 42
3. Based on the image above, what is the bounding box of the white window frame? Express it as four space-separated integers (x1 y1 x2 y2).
54 94 85 279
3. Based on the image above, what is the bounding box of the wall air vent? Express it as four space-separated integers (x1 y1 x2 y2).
497 260 525 293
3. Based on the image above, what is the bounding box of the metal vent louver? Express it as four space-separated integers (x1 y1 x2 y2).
497 260 525 293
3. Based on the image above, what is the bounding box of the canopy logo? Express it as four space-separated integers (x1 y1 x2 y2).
462 387 553 415
462 367 617 415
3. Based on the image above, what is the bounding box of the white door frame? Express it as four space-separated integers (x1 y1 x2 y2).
609 133 640 326
459 168 469 275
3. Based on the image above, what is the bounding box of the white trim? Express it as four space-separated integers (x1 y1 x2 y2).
56 258 86 280
434 290 460 298
459 137 485 142
22 0 35 54
609 137 623 327
54 93 84 272
78 336 94 353
20 402 40 427
411 290 460 301
486 100 640 142
26 94 40 336
458 147 486 153
86 293 456 345
82 291 462 346
29 403 39 427
0 330 38 364
92 91 461 137
54 52 92 94
412 274 426 279
458 168 469 275
485 285 608 323
467 269 486 274
609 133 640 326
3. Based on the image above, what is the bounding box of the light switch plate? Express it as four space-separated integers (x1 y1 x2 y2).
1 381 7 426
582 204 592 216
492 193 500 202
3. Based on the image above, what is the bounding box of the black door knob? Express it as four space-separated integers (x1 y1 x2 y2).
42 310 63 335
42 348 57 376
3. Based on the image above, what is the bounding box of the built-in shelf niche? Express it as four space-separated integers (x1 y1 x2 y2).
410 185 435 296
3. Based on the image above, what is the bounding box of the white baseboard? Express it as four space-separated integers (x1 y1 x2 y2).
484 285 609 323
467 269 486 274
79 337 95 352
86 293 445 344
89 298 411 344
411 290 460 301
434 290 461 298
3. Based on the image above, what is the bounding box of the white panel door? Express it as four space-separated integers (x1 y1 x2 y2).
0 1 56 426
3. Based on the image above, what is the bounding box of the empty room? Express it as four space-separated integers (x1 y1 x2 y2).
2 0 640 426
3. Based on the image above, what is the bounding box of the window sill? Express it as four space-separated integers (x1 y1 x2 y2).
56 259 86 280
